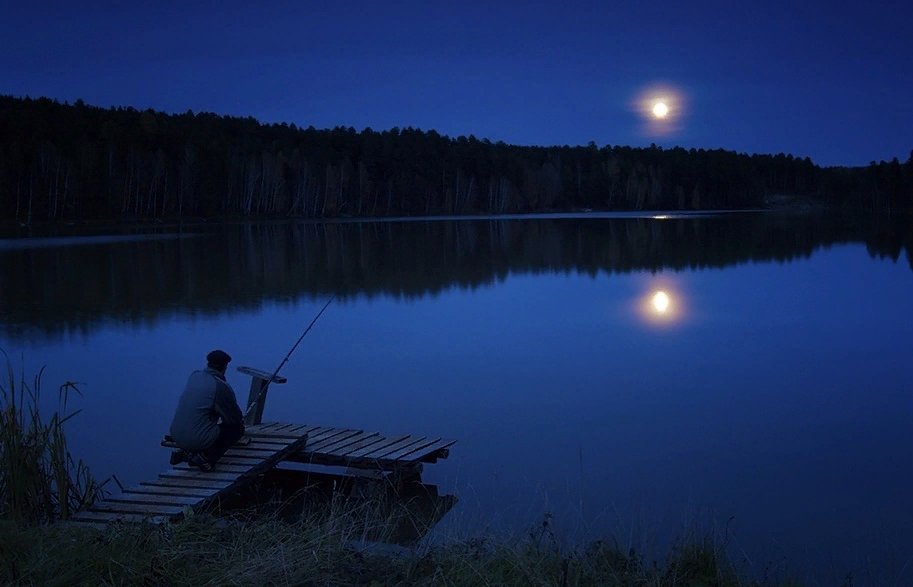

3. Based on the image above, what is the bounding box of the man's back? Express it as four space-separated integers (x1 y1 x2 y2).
170 368 234 452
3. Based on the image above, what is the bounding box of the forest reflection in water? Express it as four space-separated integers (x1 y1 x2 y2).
1 211 911 342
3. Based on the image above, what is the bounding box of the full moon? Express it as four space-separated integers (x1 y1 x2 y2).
652 290 670 313
652 102 669 118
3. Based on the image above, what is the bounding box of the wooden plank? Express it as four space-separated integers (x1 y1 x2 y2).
243 424 274 436
141 478 233 490
353 435 425 459
88 501 184 516
391 438 457 462
350 435 422 459
247 439 300 449
304 428 361 450
222 448 291 459
174 463 250 474
304 429 363 453
379 437 442 461
159 469 239 482
271 423 298 432
378 437 456 462
294 431 365 456
314 432 384 454
105 493 200 507
324 433 387 456
292 426 331 440
295 424 328 436
283 423 313 435
123 485 217 499
347 435 413 459
211 456 263 466
245 424 320 439
70 511 167 524
219 441 294 454
301 427 342 445
254 422 288 433
243 439 297 449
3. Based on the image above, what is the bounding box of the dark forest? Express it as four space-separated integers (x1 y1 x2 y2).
1 96 911 224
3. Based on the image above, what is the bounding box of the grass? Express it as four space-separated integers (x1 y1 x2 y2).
0 507 796 586
0 353 106 524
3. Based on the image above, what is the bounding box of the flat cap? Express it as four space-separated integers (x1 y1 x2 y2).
206 349 232 366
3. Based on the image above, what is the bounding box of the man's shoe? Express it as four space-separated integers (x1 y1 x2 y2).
187 452 214 472
169 449 186 466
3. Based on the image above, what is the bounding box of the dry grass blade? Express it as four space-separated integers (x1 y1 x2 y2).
0 352 106 524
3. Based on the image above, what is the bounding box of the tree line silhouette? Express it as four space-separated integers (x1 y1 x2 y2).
1 95 911 225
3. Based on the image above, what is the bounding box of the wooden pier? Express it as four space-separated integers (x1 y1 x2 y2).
69 366 456 527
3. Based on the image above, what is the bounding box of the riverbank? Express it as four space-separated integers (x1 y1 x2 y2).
0 511 793 586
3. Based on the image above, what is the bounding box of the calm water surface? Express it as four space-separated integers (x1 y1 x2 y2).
1 213 911 585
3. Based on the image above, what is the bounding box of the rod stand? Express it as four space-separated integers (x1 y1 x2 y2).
238 366 287 425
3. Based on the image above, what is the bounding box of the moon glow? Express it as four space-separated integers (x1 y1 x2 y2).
652 290 671 313
652 102 669 118
633 85 684 136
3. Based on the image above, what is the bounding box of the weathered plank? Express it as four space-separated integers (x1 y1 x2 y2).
304 432 382 454
283 423 313 435
348 435 416 459
105 493 201 507
302 428 345 445
246 424 322 439
239 440 298 450
124 485 217 498
382 437 443 461
394 438 457 462
211 456 264 466
174 462 251 474
325 433 386 456
253 422 287 433
304 429 364 453
140 478 234 490
223 448 295 459
160 469 244 482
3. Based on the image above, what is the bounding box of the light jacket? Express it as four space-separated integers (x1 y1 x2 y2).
169 367 243 451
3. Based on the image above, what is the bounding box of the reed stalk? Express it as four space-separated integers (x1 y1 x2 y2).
0 354 105 524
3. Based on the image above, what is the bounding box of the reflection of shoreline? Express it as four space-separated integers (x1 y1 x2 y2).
0 209 781 240
1 213 910 342
0 233 196 251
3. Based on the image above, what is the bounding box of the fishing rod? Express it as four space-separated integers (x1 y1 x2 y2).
243 295 335 418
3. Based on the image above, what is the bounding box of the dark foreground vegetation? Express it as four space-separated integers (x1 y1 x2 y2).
1 514 795 586
1 95 911 224
0 359 802 585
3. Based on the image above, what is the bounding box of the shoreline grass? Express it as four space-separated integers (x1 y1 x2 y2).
0 509 796 586
0 354 106 524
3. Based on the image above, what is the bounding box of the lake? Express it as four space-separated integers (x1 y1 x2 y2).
1 212 911 585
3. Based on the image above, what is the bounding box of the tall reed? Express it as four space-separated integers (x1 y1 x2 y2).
0 354 105 524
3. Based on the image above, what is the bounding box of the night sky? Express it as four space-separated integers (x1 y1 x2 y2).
3 1 911 166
